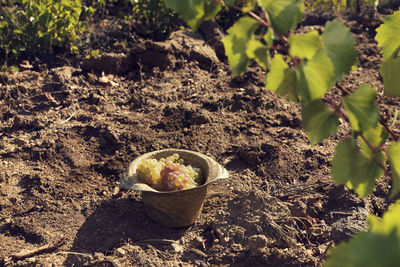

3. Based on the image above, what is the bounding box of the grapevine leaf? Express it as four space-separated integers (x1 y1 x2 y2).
296 50 335 101
222 16 259 77
359 124 387 159
241 1 257 12
325 201 400 267
257 0 304 35
301 99 340 145
375 10 400 60
388 142 400 198
289 30 321 60
246 38 269 70
369 200 400 237
321 19 357 82
331 139 383 198
324 229 400 267
344 84 379 134
265 54 297 100
264 28 274 47
164 0 220 30
380 57 400 97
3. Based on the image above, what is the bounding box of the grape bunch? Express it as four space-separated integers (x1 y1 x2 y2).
136 153 201 191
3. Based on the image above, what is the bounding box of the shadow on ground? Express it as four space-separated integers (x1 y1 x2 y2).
64 197 187 265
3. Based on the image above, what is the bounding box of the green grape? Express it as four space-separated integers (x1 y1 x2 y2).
137 158 165 188
136 153 201 191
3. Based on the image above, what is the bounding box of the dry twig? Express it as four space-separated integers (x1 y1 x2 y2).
10 237 66 261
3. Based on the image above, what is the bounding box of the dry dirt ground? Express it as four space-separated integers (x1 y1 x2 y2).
1 7 400 267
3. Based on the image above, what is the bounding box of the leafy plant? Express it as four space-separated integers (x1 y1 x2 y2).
0 0 85 62
132 0 183 40
164 0 400 265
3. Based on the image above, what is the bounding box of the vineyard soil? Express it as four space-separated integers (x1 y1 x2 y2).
1 8 399 266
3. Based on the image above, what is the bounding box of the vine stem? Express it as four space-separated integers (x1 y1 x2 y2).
360 135 390 176
336 83 352 95
325 95 389 175
336 84 399 141
232 5 271 28
380 118 399 142
324 95 348 122
212 0 271 28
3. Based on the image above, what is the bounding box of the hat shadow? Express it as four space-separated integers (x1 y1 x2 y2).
64 197 187 265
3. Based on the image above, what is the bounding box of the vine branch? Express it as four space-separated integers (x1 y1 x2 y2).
324 95 348 122
359 135 390 176
232 5 270 28
325 95 390 175
336 84 399 141
380 118 399 142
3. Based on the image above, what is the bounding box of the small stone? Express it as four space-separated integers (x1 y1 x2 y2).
248 235 269 255
171 242 184 253
51 66 73 83
113 186 120 196
115 247 126 256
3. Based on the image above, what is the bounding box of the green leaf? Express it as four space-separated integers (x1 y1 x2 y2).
258 0 304 35
380 57 400 97
321 19 357 83
359 124 387 158
246 38 269 70
344 84 380 134
369 200 400 237
264 28 275 47
289 30 321 60
164 0 220 30
325 201 400 267
265 54 297 100
301 99 340 145
296 50 335 101
222 16 259 77
241 1 257 12
324 230 400 267
375 10 400 60
388 142 400 198
331 139 383 198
